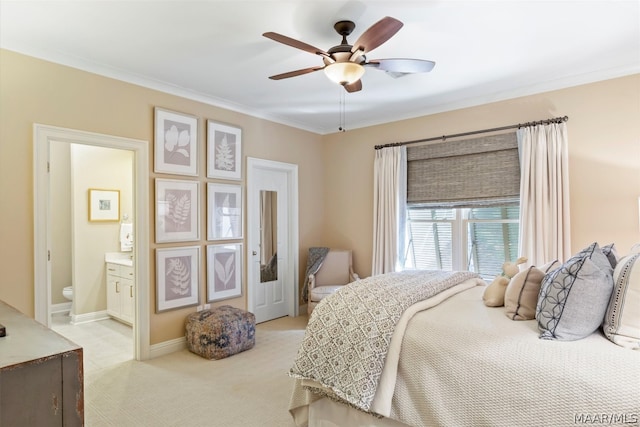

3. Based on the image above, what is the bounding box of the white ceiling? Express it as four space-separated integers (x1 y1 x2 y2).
1 1 639 134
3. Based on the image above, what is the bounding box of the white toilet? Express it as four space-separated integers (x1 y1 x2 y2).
62 286 73 301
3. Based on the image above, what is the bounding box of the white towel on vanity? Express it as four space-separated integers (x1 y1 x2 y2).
120 223 133 252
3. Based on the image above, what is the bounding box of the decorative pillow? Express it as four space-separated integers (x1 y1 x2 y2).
603 253 640 349
505 267 545 320
574 242 614 274
504 261 559 321
601 243 620 269
536 243 614 341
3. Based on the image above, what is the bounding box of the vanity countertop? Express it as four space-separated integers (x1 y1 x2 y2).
105 252 133 267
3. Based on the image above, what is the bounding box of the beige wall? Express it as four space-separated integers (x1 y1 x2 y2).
1 47 638 346
0 49 325 345
322 74 640 277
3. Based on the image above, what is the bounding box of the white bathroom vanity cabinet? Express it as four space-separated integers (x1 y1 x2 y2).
105 257 135 325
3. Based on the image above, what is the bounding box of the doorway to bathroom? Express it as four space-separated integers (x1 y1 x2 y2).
34 124 150 360
51 143 135 364
50 144 133 321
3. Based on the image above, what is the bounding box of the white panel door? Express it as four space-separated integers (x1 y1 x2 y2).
250 167 288 322
247 158 299 323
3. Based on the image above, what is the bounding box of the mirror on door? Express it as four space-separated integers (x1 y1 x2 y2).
260 190 277 282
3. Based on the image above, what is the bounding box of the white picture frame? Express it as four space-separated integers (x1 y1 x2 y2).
154 107 198 176
207 243 243 302
207 183 243 241
156 246 200 312
155 178 200 243
207 120 242 180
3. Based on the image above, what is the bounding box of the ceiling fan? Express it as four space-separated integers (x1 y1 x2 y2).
263 16 435 93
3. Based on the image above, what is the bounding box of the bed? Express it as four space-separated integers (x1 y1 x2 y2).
288 262 640 427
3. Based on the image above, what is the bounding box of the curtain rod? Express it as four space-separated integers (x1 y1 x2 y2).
374 115 569 150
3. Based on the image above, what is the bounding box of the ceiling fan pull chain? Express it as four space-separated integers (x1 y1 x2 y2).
339 88 347 132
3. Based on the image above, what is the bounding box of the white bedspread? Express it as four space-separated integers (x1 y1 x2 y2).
290 286 640 427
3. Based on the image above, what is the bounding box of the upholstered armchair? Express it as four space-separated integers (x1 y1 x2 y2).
307 249 359 315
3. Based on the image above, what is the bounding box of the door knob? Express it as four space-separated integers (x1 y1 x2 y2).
252 251 257 256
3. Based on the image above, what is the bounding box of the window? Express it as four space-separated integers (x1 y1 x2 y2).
404 205 519 280
403 132 521 278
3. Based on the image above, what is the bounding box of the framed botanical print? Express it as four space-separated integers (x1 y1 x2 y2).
207 120 242 180
156 246 200 312
207 243 242 302
155 178 200 243
207 183 243 241
154 108 198 176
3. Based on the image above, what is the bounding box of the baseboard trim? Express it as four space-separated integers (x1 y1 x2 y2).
150 336 187 359
71 310 109 325
51 302 72 315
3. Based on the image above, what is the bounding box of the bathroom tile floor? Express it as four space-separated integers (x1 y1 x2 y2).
51 314 133 374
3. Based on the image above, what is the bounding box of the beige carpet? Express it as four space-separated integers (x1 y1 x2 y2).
55 314 308 426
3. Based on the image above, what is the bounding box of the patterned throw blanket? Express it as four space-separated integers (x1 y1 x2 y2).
289 269 479 412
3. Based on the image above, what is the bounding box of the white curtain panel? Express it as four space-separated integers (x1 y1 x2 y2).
517 122 571 265
372 146 407 275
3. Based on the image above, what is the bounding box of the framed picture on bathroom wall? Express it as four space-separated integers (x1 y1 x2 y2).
207 120 242 180
207 183 243 241
155 179 200 243
154 107 198 176
206 243 242 302
156 246 200 312
88 188 120 222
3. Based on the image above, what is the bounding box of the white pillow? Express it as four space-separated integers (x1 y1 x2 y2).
603 253 640 349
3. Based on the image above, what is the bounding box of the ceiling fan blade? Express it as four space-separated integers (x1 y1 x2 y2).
344 80 362 93
351 16 403 54
268 66 324 80
367 58 436 74
263 32 330 57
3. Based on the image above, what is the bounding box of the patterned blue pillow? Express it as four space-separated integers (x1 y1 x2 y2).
536 242 614 341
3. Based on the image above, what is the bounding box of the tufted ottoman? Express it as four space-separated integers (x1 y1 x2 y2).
185 305 256 360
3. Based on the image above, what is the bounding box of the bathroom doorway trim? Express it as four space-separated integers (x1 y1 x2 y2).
34 124 150 360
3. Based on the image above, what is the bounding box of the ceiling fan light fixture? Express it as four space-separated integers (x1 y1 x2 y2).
324 62 365 85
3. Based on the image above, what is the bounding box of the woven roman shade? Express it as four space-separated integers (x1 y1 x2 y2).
407 132 520 208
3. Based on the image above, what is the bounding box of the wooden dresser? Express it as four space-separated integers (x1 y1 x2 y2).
0 300 83 426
